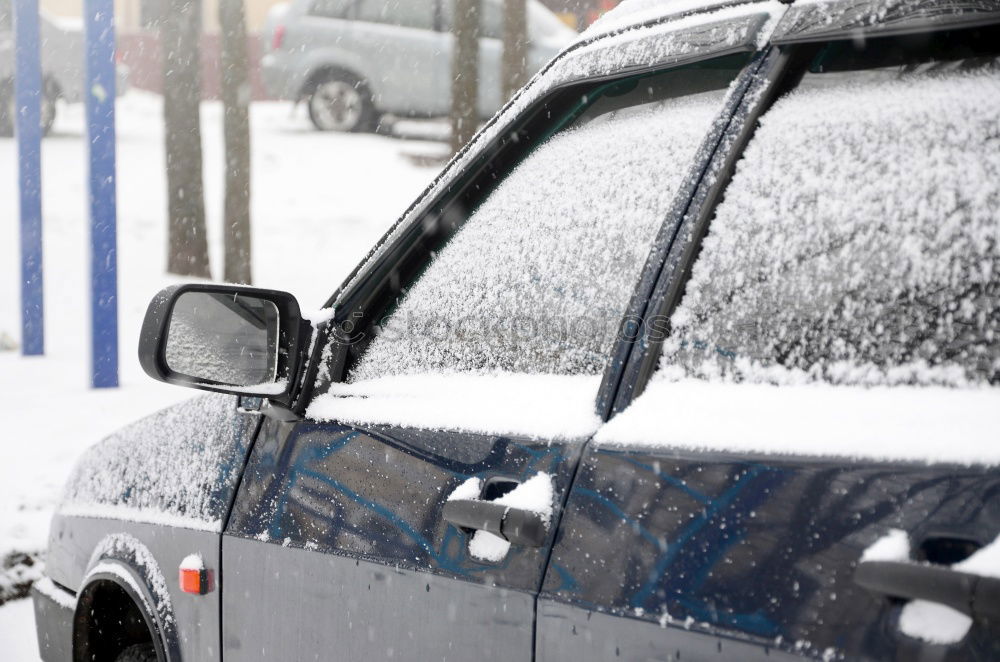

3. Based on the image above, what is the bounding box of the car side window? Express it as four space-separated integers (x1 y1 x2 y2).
348 60 744 383
310 0 353 19
358 0 435 30
658 33 1000 387
440 0 503 39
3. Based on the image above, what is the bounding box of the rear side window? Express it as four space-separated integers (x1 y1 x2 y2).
660 38 1000 387
310 0 353 19
358 0 436 30
440 0 503 39
350 62 743 382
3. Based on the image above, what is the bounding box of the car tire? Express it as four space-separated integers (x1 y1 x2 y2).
0 80 13 137
115 643 158 662
40 79 58 136
306 72 377 133
0 78 58 137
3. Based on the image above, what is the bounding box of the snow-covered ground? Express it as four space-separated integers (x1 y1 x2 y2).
0 92 444 657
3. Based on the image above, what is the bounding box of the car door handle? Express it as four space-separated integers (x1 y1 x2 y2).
443 499 547 547
854 560 1000 622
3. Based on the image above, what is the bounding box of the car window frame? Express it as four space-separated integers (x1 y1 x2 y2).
289 6 786 416
604 43 798 417
356 0 437 31
290 49 761 415
308 0 356 20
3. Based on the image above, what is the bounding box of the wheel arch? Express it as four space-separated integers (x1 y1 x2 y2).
43 73 62 100
299 63 373 100
74 534 182 662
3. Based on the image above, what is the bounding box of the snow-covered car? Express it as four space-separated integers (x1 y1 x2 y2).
0 8 129 136
32 0 1000 660
260 0 577 131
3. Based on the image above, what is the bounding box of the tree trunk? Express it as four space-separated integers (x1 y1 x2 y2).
162 0 210 278
450 0 480 155
219 0 253 284
501 0 528 102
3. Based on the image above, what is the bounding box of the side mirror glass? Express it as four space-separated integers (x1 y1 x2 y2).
165 291 280 387
139 284 307 400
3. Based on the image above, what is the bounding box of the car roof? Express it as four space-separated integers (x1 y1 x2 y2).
581 0 765 40
580 0 1000 45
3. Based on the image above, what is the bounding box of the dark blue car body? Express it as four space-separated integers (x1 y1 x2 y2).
33 1 1000 660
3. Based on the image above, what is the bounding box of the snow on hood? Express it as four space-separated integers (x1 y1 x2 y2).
59 394 259 531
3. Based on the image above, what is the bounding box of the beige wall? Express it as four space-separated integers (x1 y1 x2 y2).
40 0 284 33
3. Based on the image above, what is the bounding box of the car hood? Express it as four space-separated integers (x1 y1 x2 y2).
58 393 260 531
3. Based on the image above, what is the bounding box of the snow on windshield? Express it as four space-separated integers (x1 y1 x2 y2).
59 394 253 530
350 87 728 381
662 62 1000 388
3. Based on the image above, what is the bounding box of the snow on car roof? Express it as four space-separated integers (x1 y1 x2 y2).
583 0 762 40
773 0 1000 43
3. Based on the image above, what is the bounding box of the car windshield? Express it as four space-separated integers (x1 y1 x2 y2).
657 31 1000 387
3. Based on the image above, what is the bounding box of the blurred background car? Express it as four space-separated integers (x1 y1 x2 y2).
0 7 129 136
260 0 577 131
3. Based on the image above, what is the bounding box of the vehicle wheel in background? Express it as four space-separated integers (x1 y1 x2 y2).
0 78 58 137
115 643 158 662
0 79 13 137
306 72 376 133
40 79 58 136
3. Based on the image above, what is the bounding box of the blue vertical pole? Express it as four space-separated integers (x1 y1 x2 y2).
85 0 118 388
13 0 44 356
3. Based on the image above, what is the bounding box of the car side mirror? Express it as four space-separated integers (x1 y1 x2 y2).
139 284 308 402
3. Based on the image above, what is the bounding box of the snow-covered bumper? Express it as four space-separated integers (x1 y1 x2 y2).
31 579 75 662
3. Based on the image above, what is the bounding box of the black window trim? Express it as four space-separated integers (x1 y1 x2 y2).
595 45 783 420
604 43 801 418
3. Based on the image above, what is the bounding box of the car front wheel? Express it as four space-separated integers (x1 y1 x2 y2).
306 73 376 133
114 643 158 662
0 79 58 137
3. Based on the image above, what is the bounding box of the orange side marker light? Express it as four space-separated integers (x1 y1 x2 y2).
179 554 213 595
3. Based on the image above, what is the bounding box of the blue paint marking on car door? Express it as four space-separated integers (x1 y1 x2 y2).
221 418 586 660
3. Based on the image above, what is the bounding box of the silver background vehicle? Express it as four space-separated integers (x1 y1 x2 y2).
261 0 576 131
0 8 129 135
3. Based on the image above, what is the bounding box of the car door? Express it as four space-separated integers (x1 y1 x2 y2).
219 38 761 661
539 16 1000 662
